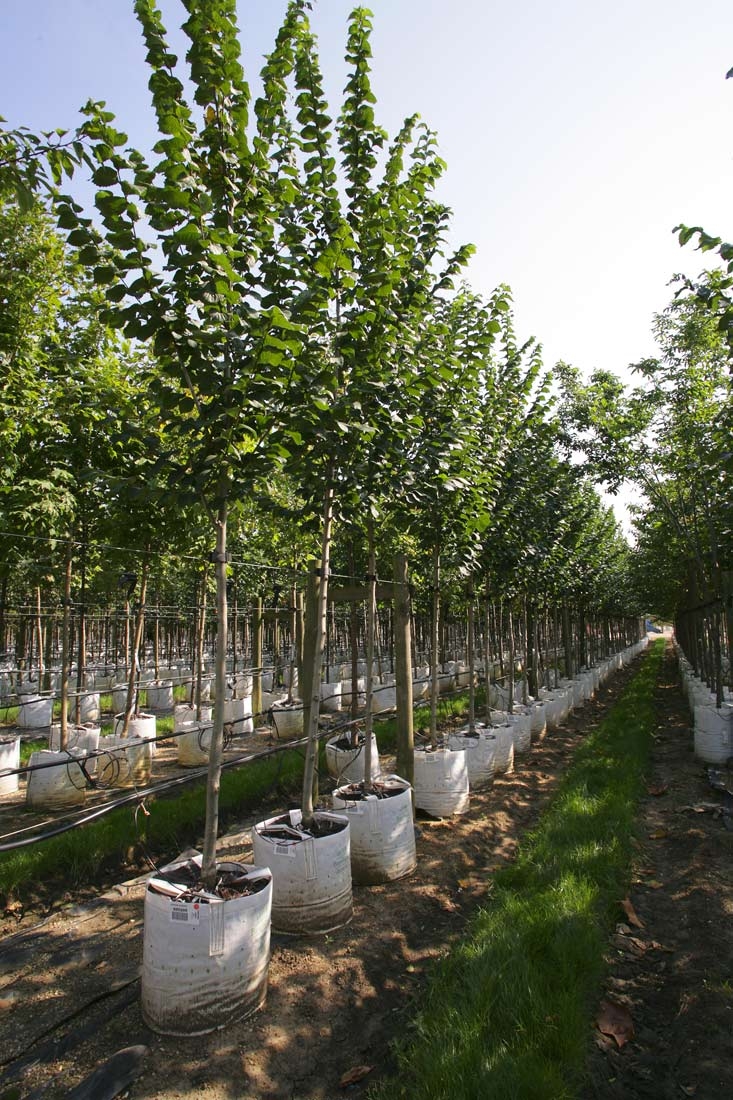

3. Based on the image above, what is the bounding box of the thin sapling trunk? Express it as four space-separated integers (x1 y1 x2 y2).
121 559 149 736
362 523 377 788
429 545 440 750
301 481 334 830
59 540 73 750
201 499 229 892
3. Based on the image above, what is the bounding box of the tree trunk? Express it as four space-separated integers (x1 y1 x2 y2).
252 597 263 723
301 482 334 829
394 553 414 786
35 586 44 696
362 524 377 788
201 498 229 892
429 545 440 749
59 540 73 750
120 560 149 736
507 605 515 716
467 580 476 733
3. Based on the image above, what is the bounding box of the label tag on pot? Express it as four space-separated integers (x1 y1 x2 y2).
170 902 199 925
304 839 318 881
274 843 297 858
209 903 225 956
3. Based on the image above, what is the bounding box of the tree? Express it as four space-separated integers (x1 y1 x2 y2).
53 0 323 889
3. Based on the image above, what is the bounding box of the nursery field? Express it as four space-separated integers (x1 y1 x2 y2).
1 1 730 1096
2 640 731 1100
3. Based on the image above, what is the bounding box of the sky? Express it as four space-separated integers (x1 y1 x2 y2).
2 0 732 527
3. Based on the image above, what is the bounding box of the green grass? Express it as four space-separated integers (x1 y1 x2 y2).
18 739 46 765
370 639 665 1100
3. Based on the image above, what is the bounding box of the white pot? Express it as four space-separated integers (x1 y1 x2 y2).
413 746 469 817
282 667 298 690
26 748 87 808
341 677 367 710
447 728 497 789
529 702 547 740
455 664 472 689
97 733 153 787
252 809 352 934
145 680 174 711
489 683 510 710
325 732 380 784
371 683 397 713
17 695 54 730
187 674 213 701
113 711 156 748
17 678 41 698
173 703 212 731
271 701 304 741
112 684 135 713
320 681 342 713
507 710 532 754
693 704 733 763
490 724 515 774
67 692 101 724
332 775 416 885
49 723 100 767
0 736 20 796
437 671 455 694
412 667 430 700
177 723 213 767
233 672 253 698
141 857 272 1035
223 695 254 735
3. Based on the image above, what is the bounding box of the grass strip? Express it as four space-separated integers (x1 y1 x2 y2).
371 639 665 1100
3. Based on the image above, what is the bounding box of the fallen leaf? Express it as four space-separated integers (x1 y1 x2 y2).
0 989 20 1011
339 1065 374 1089
626 936 648 955
647 783 669 796
679 1085 697 1096
596 998 635 1049
649 828 669 839
647 879 664 889
620 898 644 928
615 922 632 935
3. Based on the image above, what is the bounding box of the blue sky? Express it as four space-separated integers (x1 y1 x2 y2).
2 0 731 384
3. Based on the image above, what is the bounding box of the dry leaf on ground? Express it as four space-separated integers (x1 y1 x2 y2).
647 783 669 796
596 998 635 1049
620 898 644 928
339 1065 374 1088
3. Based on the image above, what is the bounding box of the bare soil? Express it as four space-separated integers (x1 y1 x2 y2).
584 642 733 1099
2 646 728 1100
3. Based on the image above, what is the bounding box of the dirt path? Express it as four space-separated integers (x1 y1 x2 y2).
0 657 664 1100
585 642 733 1099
